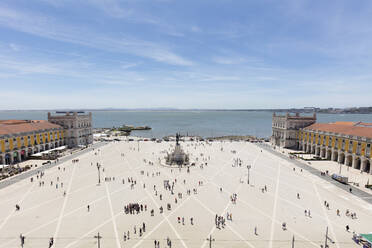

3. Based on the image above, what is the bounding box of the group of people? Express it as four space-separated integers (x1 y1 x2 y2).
177 217 194 225
124 203 147 214
215 214 226 229
230 193 238 204
123 222 146 241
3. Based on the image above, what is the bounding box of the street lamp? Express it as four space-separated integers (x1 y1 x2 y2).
247 165 251 184
96 162 101 185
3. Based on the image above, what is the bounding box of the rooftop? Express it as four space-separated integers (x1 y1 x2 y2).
304 122 372 139
273 112 316 120
0 120 62 136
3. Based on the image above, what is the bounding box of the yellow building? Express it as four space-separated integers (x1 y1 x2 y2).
299 122 372 174
0 120 64 164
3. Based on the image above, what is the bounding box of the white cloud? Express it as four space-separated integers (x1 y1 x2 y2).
212 57 247 65
121 62 140 70
0 5 193 66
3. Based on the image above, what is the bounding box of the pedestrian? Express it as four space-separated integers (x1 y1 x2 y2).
346 225 350 232
87 205 90 212
49 237 54 248
254 226 257 235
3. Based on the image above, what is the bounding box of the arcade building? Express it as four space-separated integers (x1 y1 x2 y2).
298 122 372 174
0 111 93 165
0 120 65 164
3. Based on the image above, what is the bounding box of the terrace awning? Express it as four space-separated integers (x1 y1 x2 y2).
32 146 67 157
0 164 11 169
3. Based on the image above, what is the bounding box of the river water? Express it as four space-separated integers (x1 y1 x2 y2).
1 110 372 138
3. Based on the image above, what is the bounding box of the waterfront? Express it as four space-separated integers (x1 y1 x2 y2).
1 111 372 138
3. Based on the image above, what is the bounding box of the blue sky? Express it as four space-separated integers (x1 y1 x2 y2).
0 0 371 109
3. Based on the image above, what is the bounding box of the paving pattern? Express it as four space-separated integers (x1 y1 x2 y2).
0 140 371 248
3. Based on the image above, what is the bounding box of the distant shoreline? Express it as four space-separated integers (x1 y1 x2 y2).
1 108 372 114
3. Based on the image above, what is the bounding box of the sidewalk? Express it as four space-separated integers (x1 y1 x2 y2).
273 145 372 194
258 143 372 205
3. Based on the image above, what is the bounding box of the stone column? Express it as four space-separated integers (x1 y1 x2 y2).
17 150 22 162
10 153 14 164
320 147 325 158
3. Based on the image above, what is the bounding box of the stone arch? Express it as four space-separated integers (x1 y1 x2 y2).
311 145 316 154
13 151 19 163
338 152 345 164
0 155 3 165
326 149 332 160
332 150 339 162
55 141 59 148
346 155 353 167
28 147 33 156
5 153 11 164
303 144 307 152
362 160 370 173
45 143 50 150
20 150 26 160
315 146 320 156
354 157 361 170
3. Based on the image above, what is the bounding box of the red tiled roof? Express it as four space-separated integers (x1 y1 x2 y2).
304 122 372 139
332 121 355 126
0 120 62 135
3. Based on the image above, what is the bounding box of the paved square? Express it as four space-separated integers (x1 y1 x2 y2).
0 140 371 248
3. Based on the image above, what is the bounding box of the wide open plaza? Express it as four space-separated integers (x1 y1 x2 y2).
0 139 371 248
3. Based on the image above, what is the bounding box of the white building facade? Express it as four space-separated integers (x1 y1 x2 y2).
271 112 316 149
48 112 93 148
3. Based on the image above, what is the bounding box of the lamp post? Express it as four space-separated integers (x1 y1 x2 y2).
96 162 101 185
338 162 342 175
94 232 102 248
247 165 251 184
